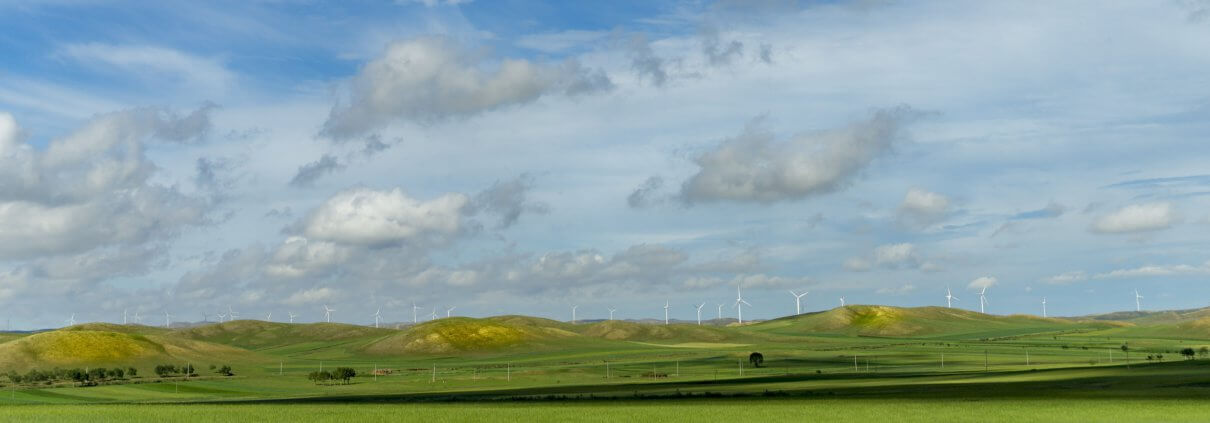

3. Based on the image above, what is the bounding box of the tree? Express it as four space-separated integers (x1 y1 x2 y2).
127 367 138 377
217 365 233 376
1181 348 1196 360
89 367 108 381
749 352 764 368
308 370 333 384
183 364 195 377
334 367 356 384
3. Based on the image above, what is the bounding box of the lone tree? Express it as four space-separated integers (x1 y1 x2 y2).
749 352 764 368
1181 348 1196 360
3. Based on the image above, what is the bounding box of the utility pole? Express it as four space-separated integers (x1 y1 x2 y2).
1026 350 1030 366
941 352 945 369
279 361 283 376
431 364 436 383
854 355 858 372
507 363 510 382
606 362 610 380
985 350 989 372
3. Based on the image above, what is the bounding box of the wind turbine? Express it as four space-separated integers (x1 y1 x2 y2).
412 303 420 323
1042 297 1047 318
839 297 846 307
445 306 456 318
945 287 959 308
265 312 272 322
322 305 334 323
694 303 705 325
717 303 724 320
133 311 141 324
663 301 670 325
1134 289 1143 312
217 312 227 323
123 308 128 325
427 307 438 321
65 313 76 326
789 290 808 315
979 287 988 314
288 312 297 323
228 305 239 321
607 307 616 321
570 305 578 324
163 311 172 328
372 308 381 328
733 284 752 324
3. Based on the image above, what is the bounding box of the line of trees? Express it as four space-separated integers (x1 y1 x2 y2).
5 367 138 386
307 367 356 385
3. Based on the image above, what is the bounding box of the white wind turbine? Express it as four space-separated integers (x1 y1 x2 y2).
607 307 617 321
1134 289 1143 312
663 301 670 325
445 306 456 318
265 312 272 322
133 311 142 324
412 303 421 324
427 307 438 321
123 308 128 325
839 297 846 307
228 305 239 321
288 312 297 323
734 284 752 324
163 311 172 328
570 305 578 324
1042 297 1047 318
694 303 705 325
945 287 959 308
322 305 334 323
372 308 382 328
217 312 227 323
66 313 76 326
716 303 724 320
979 287 988 314
789 290 808 315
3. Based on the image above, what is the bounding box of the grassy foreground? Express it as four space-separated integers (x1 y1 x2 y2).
5 398 1210 422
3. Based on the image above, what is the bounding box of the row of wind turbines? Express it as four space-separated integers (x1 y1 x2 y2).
62 286 1153 329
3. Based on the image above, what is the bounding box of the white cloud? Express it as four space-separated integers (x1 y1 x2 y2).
1092 202 1176 234
301 187 469 247
283 287 336 306
1044 271 1088 284
1093 262 1210 279
874 243 918 266
322 37 612 138
967 276 997 290
899 188 950 226
843 257 872 272
58 43 234 93
680 106 921 204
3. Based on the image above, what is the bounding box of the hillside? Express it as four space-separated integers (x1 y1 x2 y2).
1083 307 1210 325
0 329 256 370
174 320 395 350
579 320 740 342
750 305 1114 338
360 317 579 355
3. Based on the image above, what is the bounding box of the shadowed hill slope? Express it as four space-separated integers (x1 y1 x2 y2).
174 320 395 350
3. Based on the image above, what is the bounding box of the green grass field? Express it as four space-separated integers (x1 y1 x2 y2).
3 305 1210 421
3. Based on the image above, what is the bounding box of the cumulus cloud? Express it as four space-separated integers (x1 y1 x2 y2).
845 243 934 272
0 109 213 261
898 188 950 227
628 34 671 87
1091 202 1176 234
300 187 468 247
700 25 744 66
679 106 922 204
468 174 550 228
967 276 997 290
322 37 612 139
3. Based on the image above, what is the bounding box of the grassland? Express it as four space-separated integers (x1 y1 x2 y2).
3 305 1210 421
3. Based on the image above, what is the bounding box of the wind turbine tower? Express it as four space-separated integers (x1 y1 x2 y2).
717 303 724 320
839 297 846 307
66 313 76 327
288 312 297 323
428 307 437 321
695 303 705 325
979 287 988 314
1042 297 1047 318
123 308 128 325
1134 290 1143 312
945 287 959 308
607 307 616 321
733 285 752 324
163 311 172 328
789 290 808 315
412 303 420 324
571 305 578 324
663 301 670 325
322 305 334 323
446 306 456 318
373 308 382 328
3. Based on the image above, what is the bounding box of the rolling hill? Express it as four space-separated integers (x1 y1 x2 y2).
749 305 1119 338
359 317 579 355
0 328 256 370
174 320 395 350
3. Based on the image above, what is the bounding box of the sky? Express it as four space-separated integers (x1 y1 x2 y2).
2 0 1210 329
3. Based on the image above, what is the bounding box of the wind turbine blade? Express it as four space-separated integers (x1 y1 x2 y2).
740 299 752 306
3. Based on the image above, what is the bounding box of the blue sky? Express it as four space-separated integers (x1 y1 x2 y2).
2 0 1210 329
